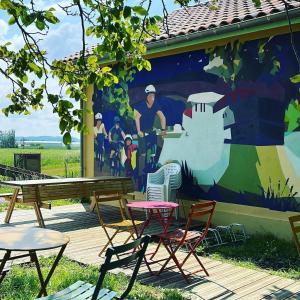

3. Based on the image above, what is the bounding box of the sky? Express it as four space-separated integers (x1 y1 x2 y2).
0 1 180 137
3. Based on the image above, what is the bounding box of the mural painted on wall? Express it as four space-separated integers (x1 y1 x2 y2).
93 32 300 212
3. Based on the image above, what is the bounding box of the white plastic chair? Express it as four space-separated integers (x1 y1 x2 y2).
146 163 182 203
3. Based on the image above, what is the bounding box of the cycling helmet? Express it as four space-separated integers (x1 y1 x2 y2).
124 134 133 142
95 112 102 120
114 116 121 124
145 84 156 94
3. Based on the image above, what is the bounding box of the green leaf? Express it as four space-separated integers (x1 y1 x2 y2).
22 74 28 83
86 27 93 36
36 19 45 31
87 55 98 66
63 132 72 145
123 6 131 18
8 16 16 25
102 66 111 73
132 6 148 16
144 60 151 71
291 74 300 84
59 119 67 132
28 62 40 73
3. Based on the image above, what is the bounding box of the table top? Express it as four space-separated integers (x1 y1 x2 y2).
0 227 70 251
127 201 179 209
0 176 129 187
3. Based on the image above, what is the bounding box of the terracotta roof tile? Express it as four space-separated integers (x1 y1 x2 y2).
63 0 300 61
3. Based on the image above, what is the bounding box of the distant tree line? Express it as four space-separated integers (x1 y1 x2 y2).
0 130 17 148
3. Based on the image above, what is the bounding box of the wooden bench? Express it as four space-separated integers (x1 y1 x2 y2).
0 177 135 228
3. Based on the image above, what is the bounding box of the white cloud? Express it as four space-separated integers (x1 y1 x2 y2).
0 19 9 40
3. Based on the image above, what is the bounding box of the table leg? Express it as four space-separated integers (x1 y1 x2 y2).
30 251 47 296
0 251 11 285
4 189 19 223
150 207 175 261
33 202 45 228
30 244 67 298
128 207 153 274
38 244 66 297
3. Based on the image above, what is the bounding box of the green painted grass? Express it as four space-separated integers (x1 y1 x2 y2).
201 233 300 280
0 257 187 300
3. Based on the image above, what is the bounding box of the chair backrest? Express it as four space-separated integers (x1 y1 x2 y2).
163 163 182 190
163 163 181 177
289 214 300 256
185 201 216 242
93 190 127 222
92 235 151 300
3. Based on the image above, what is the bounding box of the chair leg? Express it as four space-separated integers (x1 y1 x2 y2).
181 243 209 277
124 231 134 244
99 228 119 257
157 241 189 282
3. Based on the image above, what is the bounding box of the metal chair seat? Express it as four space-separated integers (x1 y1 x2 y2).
105 219 144 229
37 281 117 300
161 229 201 243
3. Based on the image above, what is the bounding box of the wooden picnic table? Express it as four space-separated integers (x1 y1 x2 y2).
0 176 134 228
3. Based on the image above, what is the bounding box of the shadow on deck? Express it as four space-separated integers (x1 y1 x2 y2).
0 203 299 300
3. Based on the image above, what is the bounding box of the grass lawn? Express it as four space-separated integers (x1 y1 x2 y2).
0 257 187 300
0 148 80 177
0 148 81 211
201 233 300 280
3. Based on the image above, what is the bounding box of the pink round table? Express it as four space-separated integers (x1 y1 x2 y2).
127 201 179 273
127 201 178 237
127 201 178 210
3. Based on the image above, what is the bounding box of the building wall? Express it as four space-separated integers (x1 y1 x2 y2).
90 31 300 237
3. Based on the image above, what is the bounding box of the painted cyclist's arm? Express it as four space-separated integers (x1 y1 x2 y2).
157 110 166 131
134 110 144 137
103 125 108 138
108 131 112 142
121 130 126 140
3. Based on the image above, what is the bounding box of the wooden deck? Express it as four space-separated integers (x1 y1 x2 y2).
0 203 299 300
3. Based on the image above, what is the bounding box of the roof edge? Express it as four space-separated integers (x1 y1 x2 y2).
145 8 300 56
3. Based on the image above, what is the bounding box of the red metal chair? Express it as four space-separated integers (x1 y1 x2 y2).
157 200 216 282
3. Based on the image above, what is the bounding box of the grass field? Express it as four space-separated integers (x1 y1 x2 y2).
0 148 81 209
0 148 80 177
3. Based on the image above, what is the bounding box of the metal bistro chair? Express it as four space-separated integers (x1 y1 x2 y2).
289 214 300 256
94 191 144 257
36 235 151 300
157 201 216 282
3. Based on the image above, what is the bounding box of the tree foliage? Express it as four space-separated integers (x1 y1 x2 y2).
0 0 298 144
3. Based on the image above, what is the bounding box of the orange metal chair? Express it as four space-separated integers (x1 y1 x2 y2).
157 200 216 282
289 214 300 256
94 191 144 257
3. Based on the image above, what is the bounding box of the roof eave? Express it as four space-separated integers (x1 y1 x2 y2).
145 8 300 56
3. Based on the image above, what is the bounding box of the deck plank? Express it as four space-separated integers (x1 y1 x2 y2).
0 203 299 300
